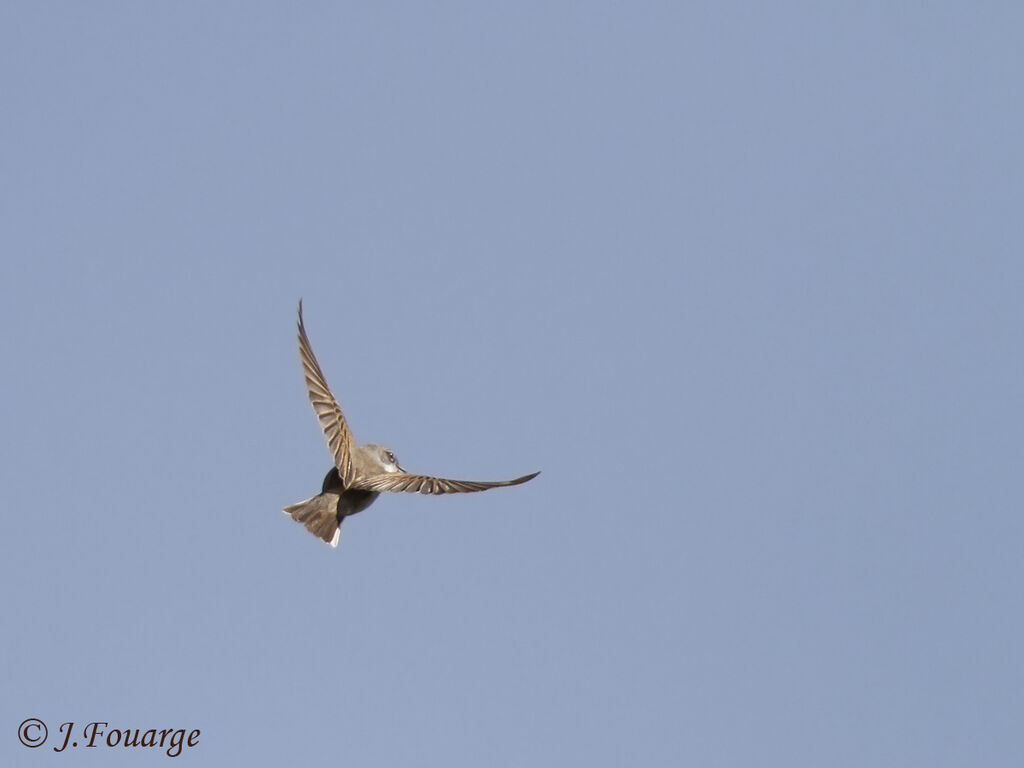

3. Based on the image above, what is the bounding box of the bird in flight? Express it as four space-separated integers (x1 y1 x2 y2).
283 301 540 547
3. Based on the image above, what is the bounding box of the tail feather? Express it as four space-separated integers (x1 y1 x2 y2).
283 493 342 547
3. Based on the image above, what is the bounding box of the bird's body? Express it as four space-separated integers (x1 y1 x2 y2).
283 303 539 547
282 470 377 548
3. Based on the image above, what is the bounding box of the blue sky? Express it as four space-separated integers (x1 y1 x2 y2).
2 3 1022 766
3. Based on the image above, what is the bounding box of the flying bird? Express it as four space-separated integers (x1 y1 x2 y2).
283 302 539 547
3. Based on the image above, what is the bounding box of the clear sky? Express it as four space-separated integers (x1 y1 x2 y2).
2 3 1022 766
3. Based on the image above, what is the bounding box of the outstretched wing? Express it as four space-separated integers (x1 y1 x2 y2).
297 301 356 488
354 471 540 495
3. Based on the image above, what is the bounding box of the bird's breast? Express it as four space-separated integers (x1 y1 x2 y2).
340 488 379 518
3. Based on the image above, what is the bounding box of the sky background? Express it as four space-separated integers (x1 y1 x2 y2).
2 3 1022 766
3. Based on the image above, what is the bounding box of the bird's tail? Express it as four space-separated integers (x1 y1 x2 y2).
282 493 342 548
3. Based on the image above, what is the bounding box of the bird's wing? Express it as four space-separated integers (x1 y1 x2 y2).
297 301 357 488
354 471 540 495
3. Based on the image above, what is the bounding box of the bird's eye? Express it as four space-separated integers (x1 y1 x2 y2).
386 452 395 463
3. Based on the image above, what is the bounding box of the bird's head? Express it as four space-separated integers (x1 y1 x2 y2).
363 443 404 474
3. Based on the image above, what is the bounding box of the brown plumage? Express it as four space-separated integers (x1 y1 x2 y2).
283 301 540 547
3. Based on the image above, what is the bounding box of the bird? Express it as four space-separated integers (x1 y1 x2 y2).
283 301 540 547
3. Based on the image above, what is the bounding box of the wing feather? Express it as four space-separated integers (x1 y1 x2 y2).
297 301 357 488
355 471 540 495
